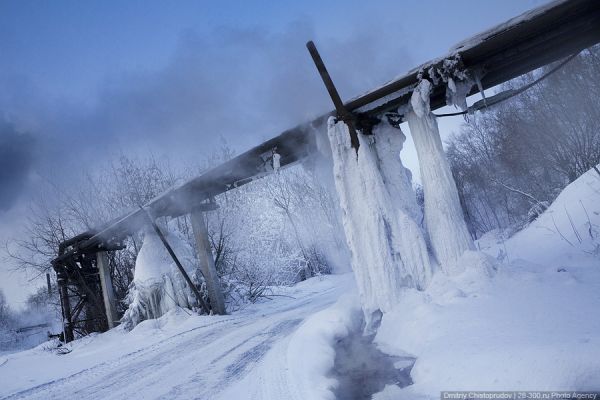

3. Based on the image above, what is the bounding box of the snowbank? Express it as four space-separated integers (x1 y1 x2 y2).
0 274 353 400
481 166 600 269
375 166 600 397
286 295 363 400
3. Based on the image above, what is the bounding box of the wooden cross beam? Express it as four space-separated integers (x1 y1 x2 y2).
306 41 361 152
141 208 211 315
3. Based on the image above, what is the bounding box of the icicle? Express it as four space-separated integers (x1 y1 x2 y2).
406 80 474 273
272 149 281 172
446 78 472 111
372 123 432 287
372 123 423 227
410 79 432 118
447 77 457 94
327 117 432 319
474 72 487 108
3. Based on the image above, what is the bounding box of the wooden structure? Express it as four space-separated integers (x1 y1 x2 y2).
52 0 600 342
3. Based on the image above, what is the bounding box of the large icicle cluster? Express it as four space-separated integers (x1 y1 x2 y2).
372 123 423 225
121 227 200 330
406 79 474 273
327 117 432 320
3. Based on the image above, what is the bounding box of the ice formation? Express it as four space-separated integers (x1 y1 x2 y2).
446 77 472 111
327 117 432 320
372 123 422 225
372 122 432 284
406 79 474 273
121 226 200 329
422 54 473 111
272 151 281 172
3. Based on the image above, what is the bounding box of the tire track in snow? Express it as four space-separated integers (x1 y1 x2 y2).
3 283 342 400
1 317 244 400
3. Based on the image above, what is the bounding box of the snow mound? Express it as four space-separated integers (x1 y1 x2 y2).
287 295 363 400
121 228 200 329
489 166 600 267
375 166 600 397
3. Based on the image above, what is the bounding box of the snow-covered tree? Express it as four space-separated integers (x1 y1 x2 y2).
447 47 600 237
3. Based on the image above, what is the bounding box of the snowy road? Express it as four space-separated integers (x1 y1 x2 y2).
0 275 354 400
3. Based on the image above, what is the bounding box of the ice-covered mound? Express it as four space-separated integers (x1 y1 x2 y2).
121 227 200 329
374 166 600 397
481 165 600 269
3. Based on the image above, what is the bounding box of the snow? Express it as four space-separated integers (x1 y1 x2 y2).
0 274 355 400
273 295 361 400
373 166 600 397
327 117 432 322
121 227 199 329
2 162 598 399
451 0 570 53
481 166 600 269
406 79 474 272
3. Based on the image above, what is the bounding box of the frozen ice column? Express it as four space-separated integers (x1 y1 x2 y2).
327 117 431 320
372 123 432 287
405 79 474 273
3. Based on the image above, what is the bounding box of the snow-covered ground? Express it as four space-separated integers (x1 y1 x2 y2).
2 169 598 400
373 167 600 398
0 274 355 400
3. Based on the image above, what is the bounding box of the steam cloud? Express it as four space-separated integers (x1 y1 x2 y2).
0 20 412 212
0 122 35 211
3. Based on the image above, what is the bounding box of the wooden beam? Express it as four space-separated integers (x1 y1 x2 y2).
190 208 226 315
306 41 360 151
57 270 74 343
142 209 211 315
97 252 119 329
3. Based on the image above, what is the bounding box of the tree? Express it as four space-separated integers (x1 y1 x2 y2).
447 47 600 237
0 290 11 327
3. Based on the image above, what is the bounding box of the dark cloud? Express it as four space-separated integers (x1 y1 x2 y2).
0 122 35 211
0 19 412 198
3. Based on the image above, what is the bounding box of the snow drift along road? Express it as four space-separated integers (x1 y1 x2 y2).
0 275 355 400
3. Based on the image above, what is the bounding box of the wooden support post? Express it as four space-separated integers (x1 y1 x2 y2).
190 207 226 315
141 208 212 315
57 270 74 343
97 252 119 329
306 40 361 152
46 273 52 295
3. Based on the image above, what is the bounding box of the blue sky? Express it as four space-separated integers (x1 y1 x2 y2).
1 0 544 101
0 0 547 306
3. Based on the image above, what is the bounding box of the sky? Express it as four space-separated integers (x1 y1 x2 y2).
0 0 548 307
